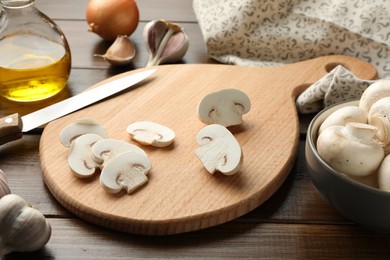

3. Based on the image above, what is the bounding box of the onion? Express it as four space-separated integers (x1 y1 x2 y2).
86 0 139 41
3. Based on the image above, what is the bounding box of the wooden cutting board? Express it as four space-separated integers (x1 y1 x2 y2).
39 55 377 235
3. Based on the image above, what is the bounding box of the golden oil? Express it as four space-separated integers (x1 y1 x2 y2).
0 34 71 102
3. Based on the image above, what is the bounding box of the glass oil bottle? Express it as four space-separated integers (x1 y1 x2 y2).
0 0 71 102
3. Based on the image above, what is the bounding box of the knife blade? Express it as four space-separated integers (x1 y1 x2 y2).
0 69 156 145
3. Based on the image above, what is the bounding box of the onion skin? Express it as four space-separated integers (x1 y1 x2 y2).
86 0 139 41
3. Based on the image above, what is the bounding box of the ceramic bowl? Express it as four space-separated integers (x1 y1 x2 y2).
305 100 390 231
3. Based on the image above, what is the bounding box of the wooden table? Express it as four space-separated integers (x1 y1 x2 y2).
1 0 390 259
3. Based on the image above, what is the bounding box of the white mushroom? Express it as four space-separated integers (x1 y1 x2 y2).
318 106 367 134
60 119 108 147
195 124 243 175
100 151 151 194
378 154 390 192
317 122 384 177
91 139 147 167
68 133 103 178
197 88 251 127
359 79 390 113
126 121 175 147
368 97 390 146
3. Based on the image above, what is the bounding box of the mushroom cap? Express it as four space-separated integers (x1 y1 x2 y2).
197 88 251 127
59 119 108 147
318 105 367 134
91 139 147 165
68 133 103 178
195 124 242 175
359 79 390 113
126 121 175 147
99 151 151 194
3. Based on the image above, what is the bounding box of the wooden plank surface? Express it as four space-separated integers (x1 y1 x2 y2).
2 0 390 258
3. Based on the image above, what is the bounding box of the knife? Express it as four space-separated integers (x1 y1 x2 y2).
0 69 156 146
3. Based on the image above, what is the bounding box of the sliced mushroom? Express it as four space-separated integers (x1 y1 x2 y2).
368 97 390 146
60 119 108 147
195 124 243 175
100 151 151 194
318 105 367 134
68 133 103 178
126 121 175 147
91 139 147 167
359 79 390 113
197 88 251 127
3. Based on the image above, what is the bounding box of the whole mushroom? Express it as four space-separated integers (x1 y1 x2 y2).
317 122 384 177
359 79 390 113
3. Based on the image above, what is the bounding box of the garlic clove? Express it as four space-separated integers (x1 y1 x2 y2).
0 169 10 198
95 35 136 66
0 194 51 256
144 20 189 67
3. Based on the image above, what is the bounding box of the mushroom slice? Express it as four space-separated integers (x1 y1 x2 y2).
91 139 147 167
68 133 103 178
195 124 243 175
100 151 151 194
197 88 251 127
60 119 108 147
126 121 175 147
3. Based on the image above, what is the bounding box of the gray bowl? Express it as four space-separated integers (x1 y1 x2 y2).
305 101 390 231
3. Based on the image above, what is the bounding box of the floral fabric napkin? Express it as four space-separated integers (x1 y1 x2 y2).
193 0 390 113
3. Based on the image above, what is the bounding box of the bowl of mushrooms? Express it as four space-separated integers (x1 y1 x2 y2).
305 79 390 231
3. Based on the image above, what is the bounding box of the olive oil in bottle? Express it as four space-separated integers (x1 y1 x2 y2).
0 0 71 102
0 35 71 102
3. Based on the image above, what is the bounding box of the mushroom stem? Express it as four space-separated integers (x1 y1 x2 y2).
345 122 377 142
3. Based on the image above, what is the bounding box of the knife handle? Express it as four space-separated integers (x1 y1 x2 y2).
0 113 23 145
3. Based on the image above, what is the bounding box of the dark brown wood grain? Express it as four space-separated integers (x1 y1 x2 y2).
2 0 390 258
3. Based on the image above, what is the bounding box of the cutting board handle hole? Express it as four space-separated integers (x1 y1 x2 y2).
325 62 348 73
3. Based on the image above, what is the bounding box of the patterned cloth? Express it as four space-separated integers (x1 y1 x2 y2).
193 0 390 113
193 0 390 78
296 65 375 113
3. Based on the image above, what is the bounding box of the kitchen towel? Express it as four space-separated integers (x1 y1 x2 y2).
193 0 390 79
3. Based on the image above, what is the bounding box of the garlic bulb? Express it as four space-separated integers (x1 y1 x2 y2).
95 35 136 66
144 19 189 66
0 194 51 256
0 169 10 198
